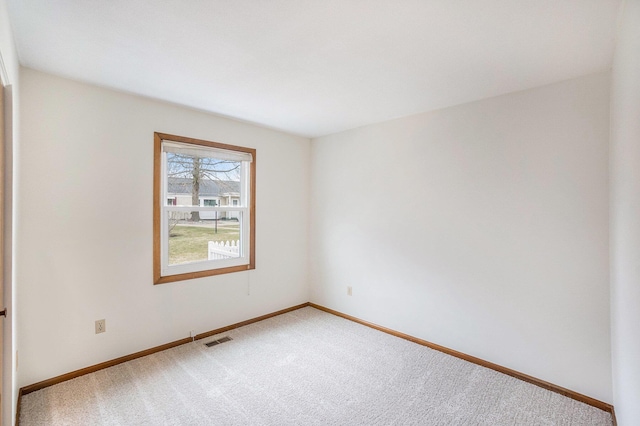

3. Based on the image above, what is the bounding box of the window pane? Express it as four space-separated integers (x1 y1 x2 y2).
166 151 241 212
167 214 240 265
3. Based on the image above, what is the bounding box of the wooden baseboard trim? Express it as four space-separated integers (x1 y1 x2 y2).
194 302 310 341
20 336 193 396
611 407 617 426
19 302 310 396
309 303 614 414
15 387 23 426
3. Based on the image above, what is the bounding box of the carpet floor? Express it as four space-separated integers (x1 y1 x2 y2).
19 307 612 425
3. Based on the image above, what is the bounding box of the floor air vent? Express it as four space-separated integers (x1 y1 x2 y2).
205 336 233 347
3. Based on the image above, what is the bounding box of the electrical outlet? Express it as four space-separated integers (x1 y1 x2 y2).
347 286 352 296
95 319 106 334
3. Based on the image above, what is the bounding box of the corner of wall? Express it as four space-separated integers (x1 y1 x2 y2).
610 0 640 424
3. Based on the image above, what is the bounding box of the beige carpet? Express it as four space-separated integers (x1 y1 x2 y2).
20 307 612 425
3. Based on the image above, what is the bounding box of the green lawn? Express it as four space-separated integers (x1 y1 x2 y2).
169 223 239 265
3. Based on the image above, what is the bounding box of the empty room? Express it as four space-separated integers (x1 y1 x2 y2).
0 0 639 425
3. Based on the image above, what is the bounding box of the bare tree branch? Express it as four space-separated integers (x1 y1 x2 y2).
167 153 241 222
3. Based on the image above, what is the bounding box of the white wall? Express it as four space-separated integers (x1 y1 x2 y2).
310 73 612 403
610 0 640 424
17 68 311 387
0 0 19 423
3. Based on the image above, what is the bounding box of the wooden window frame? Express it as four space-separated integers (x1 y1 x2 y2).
153 132 256 284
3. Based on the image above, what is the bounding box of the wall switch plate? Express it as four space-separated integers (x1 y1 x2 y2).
347 286 352 296
95 319 106 334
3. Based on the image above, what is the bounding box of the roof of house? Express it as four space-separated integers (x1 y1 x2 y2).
167 177 240 197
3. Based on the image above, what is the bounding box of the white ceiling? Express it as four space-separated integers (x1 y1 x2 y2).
8 0 621 138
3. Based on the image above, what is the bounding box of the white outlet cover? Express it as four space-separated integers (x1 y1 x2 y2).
95 319 106 334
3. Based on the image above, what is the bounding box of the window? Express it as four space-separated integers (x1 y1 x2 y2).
153 132 255 284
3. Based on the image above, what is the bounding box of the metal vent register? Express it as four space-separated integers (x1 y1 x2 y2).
205 336 233 347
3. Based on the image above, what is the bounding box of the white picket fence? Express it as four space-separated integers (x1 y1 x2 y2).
208 240 240 260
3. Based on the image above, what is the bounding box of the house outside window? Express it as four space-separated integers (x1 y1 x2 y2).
153 132 256 284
